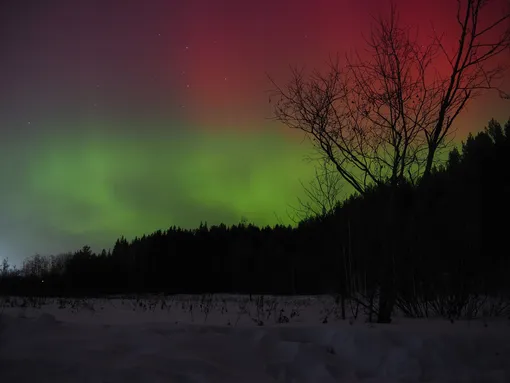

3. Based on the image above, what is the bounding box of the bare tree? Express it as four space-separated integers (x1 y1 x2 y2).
270 7 434 195
423 0 510 176
270 6 435 323
292 158 343 221
270 0 510 189
1 258 9 276
270 0 509 323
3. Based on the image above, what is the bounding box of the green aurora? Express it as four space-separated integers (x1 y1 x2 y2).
1 0 507 265
1 120 317 260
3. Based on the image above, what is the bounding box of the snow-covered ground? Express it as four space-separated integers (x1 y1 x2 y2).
1 295 509 382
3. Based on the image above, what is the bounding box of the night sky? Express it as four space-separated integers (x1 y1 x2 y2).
1 0 508 264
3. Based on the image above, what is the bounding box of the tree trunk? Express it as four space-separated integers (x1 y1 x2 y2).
424 114 445 178
377 278 396 323
341 294 346 320
424 145 437 178
377 185 398 324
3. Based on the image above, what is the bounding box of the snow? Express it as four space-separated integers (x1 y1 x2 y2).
1 295 509 382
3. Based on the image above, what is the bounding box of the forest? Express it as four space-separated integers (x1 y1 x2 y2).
1 118 509 323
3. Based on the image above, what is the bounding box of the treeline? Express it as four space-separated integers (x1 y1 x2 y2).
1 119 509 316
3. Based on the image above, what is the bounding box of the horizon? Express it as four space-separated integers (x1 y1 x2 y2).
1 0 509 265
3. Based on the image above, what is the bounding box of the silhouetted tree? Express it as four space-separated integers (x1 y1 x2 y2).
270 1 510 322
423 0 510 176
293 158 343 221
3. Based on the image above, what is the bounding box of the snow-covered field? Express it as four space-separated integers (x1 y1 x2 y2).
1 294 509 382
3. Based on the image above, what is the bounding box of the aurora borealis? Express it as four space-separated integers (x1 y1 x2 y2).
1 0 509 264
